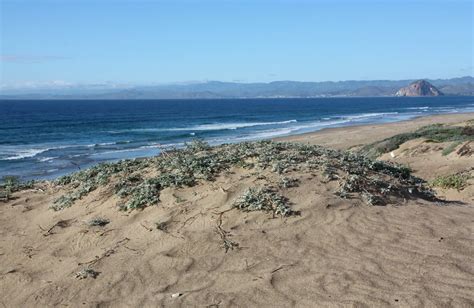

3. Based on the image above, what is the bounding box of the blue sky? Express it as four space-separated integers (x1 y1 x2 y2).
1 0 473 88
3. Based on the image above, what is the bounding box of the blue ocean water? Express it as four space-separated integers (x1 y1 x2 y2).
1 97 473 180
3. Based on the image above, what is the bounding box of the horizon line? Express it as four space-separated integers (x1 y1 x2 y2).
1 75 473 91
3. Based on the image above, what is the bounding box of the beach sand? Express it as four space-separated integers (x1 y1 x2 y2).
278 113 474 150
1 113 473 307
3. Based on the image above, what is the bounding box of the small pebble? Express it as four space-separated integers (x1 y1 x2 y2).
171 293 181 298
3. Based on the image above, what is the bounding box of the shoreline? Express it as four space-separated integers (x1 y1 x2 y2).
276 112 474 150
2 112 474 182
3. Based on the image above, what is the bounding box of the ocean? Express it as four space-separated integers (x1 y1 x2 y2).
1 97 473 180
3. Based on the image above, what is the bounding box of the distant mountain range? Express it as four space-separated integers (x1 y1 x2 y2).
1 76 473 99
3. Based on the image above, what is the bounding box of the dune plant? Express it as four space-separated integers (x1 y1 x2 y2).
442 141 462 156
52 160 150 211
360 123 474 158
87 217 110 227
431 172 471 190
75 268 99 279
279 176 299 188
118 179 161 211
0 175 34 202
233 187 295 217
51 139 437 211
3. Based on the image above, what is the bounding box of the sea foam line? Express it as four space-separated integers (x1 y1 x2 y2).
120 119 298 132
0 148 49 161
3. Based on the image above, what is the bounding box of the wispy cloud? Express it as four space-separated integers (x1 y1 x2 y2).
0 80 138 91
0 80 75 90
1 54 69 63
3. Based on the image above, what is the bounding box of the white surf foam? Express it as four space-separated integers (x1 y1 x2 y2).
126 119 298 132
1 148 49 161
344 112 399 121
0 143 88 161
38 156 58 162
405 106 430 110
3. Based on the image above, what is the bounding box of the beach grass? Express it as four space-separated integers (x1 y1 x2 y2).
360 123 474 158
442 141 463 156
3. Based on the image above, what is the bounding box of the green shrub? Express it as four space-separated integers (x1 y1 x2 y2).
0 175 35 202
120 179 161 211
51 195 75 211
114 174 143 197
2 175 20 187
52 159 150 210
233 187 295 217
431 173 470 190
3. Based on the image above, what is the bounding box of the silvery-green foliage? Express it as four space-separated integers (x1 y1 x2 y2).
233 187 294 217
51 139 436 210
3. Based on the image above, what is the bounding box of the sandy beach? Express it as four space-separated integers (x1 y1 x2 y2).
278 113 474 149
1 113 473 307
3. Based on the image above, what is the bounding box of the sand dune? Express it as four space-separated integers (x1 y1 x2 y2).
1 114 473 307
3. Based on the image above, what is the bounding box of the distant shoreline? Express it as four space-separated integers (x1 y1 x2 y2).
276 112 474 149
1 95 473 101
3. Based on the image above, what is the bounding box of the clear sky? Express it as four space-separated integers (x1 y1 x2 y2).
0 0 473 88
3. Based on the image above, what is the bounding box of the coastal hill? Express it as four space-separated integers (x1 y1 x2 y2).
1 76 472 99
395 80 444 97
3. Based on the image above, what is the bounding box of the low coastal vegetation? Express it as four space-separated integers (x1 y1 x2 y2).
441 141 463 156
0 176 34 202
86 217 110 227
48 140 436 213
360 123 474 158
233 187 295 217
75 268 100 280
431 171 472 191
